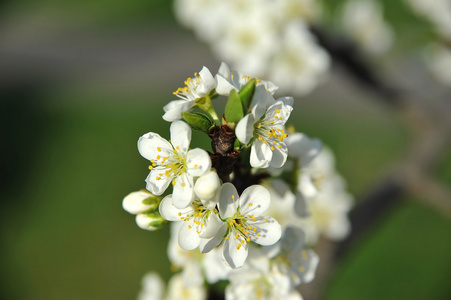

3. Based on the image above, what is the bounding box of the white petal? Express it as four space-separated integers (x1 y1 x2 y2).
298 174 318 198
218 183 239 219
235 114 255 144
163 99 195 122
172 174 195 209
269 142 288 168
159 195 193 221
194 171 220 201
122 190 154 215
250 140 272 168
186 148 211 177
278 96 294 106
217 61 231 78
199 213 224 239
138 132 172 161
197 66 216 94
178 221 201 250
170 120 191 153
199 223 228 253
145 168 172 195
250 216 282 246
239 185 270 217
223 232 248 269
215 74 236 95
252 85 275 111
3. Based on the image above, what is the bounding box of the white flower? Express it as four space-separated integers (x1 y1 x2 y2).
264 227 319 288
122 190 158 215
163 67 216 122
159 194 225 252
137 272 165 300
225 245 302 300
211 3 278 76
167 222 205 287
215 62 278 96
236 100 293 168
166 274 207 300
269 21 330 95
138 121 211 208
216 183 282 269
135 212 166 231
173 0 227 42
341 0 394 55
285 132 322 167
299 174 353 244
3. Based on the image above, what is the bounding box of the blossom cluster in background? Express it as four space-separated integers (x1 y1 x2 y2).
123 62 353 299
173 0 398 96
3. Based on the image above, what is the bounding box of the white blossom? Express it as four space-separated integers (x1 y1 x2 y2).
341 0 394 55
137 272 165 300
159 193 225 252
225 245 302 300
263 227 319 288
269 21 330 95
138 121 211 208
216 183 282 269
236 100 293 168
163 67 216 122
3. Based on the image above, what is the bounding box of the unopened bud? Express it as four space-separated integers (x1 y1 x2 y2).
122 190 161 215
135 212 167 231
194 171 221 201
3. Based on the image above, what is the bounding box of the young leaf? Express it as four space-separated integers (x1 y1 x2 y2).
224 89 244 124
239 78 256 113
182 112 214 132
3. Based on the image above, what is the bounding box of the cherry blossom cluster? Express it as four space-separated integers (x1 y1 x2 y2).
172 0 397 96
123 63 353 300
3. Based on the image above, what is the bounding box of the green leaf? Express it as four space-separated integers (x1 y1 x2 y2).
182 112 214 132
239 79 256 113
224 89 244 125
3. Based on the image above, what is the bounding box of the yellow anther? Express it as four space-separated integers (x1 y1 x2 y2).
157 147 161 152
247 237 251 242
271 147 275 151
148 166 153 170
156 177 161 180
299 266 305 272
231 195 235 199
257 233 261 237
236 235 240 239
276 109 280 113
253 227 257 231
176 146 180 150
265 219 268 222
225 236 230 240
194 164 198 168
172 180 176 185
178 212 182 216
188 225 192 229
182 183 186 187
249 203 253 206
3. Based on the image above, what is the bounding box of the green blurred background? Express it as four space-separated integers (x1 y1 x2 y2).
1 0 451 299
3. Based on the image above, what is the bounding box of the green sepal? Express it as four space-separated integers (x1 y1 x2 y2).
140 191 162 212
234 138 243 150
182 112 215 132
224 89 244 125
142 211 167 230
239 79 256 113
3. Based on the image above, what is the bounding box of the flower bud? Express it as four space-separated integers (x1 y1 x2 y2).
194 171 221 201
122 190 161 215
135 211 167 231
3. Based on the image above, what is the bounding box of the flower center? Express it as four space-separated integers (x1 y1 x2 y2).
254 112 288 152
148 146 187 182
177 201 211 234
172 72 203 100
